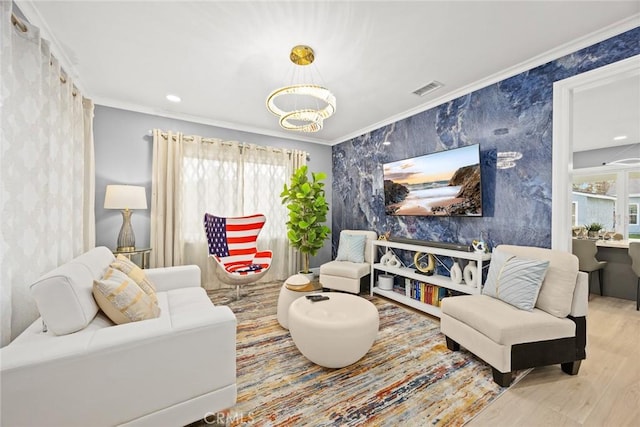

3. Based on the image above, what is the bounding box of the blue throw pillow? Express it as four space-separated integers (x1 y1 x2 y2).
482 249 550 311
335 233 366 263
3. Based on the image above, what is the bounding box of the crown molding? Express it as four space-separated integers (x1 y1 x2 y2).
330 14 640 146
14 1 638 148
92 96 332 146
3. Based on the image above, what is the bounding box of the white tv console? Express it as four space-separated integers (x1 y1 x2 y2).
370 239 491 318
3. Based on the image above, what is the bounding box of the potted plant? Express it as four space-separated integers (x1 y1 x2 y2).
280 165 331 277
585 222 604 239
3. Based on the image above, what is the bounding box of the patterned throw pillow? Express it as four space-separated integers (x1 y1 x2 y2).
335 233 367 263
93 268 160 324
111 254 158 305
482 249 550 311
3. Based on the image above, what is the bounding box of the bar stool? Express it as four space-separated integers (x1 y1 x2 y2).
629 242 640 311
572 239 607 295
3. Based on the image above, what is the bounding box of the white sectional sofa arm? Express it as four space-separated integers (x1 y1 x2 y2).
144 264 202 291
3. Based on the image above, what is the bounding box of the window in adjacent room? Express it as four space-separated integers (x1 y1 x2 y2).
572 172 616 231
571 201 579 226
630 203 639 225
629 171 640 238
572 168 639 240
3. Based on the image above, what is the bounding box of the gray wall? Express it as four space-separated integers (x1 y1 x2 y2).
93 105 333 267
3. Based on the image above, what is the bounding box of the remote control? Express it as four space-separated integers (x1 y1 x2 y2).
306 294 329 301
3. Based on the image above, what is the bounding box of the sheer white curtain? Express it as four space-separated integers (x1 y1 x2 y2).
0 3 95 346
151 129 306 289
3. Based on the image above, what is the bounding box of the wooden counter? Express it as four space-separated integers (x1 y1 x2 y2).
596 239 633 249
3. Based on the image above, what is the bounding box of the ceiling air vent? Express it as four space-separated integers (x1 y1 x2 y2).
412 81 444 97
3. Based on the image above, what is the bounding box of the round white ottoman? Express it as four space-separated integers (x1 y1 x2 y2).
288 293 379 368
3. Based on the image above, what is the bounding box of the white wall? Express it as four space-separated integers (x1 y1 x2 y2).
93 105 334 268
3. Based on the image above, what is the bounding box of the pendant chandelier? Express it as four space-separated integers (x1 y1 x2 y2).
267 45 336 133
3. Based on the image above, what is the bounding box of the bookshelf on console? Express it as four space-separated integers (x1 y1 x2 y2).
370 239 491 318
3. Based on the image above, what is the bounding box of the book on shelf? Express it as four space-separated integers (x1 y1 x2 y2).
402 279 448 307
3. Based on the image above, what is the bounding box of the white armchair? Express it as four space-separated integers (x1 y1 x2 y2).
319 230 378 293
441 245 588 387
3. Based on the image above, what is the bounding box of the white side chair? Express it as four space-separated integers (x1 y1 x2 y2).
319 230 377 294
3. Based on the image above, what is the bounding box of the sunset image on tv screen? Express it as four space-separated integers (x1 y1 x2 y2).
383 145 482 217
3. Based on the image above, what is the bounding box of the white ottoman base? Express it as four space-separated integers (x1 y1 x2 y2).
288 293 379 368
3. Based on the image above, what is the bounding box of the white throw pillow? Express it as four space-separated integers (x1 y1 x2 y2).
482 248 550 311
496 245 579 317
335 233 366 263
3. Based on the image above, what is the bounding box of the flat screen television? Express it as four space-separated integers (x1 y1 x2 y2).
383 144 482 216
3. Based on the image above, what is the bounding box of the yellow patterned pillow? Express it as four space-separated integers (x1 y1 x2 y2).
93 268 160 324
111 254 158 305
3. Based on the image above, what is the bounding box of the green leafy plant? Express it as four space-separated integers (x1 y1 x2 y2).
585 222 604 232
280 165 331 274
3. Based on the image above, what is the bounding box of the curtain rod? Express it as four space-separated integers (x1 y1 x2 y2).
151 130 310 159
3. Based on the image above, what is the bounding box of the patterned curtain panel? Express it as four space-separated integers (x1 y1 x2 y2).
151 129 306 289
0 3 95 346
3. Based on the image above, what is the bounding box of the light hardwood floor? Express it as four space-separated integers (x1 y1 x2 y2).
468 294 640 426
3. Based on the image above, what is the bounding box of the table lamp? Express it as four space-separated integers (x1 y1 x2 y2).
104 185 147 252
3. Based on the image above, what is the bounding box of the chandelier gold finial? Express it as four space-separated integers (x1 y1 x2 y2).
290 45 315 66
266 45 336 133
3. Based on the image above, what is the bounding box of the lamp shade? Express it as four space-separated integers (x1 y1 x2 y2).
104 185 147 210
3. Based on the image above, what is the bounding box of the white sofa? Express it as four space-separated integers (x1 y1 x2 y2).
319 230 378 293
0 247 237 427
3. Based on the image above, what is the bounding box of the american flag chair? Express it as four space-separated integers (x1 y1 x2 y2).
203 213 272 299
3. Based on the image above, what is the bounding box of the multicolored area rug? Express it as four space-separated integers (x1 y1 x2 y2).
200 282 524 426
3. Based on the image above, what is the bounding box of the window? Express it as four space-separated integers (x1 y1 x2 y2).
572 168 639 239
180 156 288 245
630 204 639 225
629 171 640 239
571 172 616 230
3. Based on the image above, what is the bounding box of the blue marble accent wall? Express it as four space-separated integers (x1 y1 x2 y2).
332 27 639 255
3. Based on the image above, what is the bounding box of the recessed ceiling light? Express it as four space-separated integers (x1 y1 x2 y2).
613 135 627 141
166 94 181 103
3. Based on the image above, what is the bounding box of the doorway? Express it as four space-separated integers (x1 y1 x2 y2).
551 55 640 252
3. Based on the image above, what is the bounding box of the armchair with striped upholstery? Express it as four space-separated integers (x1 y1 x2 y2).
204 213 272 299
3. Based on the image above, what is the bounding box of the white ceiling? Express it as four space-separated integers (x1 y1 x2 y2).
17 1 640 146
573 72 640 152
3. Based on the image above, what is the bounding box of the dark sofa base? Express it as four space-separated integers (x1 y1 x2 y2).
445 316 587 387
